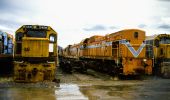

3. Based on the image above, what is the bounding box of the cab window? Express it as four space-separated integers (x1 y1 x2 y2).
26 31 46 38
16 32 23 41
134 32 138 38
49 34 56 43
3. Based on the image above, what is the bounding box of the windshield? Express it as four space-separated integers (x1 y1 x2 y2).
26 30 46 38
159 37 170 44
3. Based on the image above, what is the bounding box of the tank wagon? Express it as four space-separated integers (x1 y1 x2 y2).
14 25 58 82
0 30 13 74
62 29 152 76
146 34 170 78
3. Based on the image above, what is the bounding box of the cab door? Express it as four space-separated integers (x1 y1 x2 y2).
112 41 119 58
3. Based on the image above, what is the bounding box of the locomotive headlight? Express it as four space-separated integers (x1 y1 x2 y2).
33 26 37 29
143 59 147 62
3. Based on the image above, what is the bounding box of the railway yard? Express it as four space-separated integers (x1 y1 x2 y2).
0 0 170 100
0 25 170 100
1 0 170 99
0 67 170 100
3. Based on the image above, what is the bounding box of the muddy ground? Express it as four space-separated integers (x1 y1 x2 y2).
0 68 170 100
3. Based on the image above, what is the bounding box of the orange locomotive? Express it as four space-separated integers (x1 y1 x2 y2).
62 29 152 76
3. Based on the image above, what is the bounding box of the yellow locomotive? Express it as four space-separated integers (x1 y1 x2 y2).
62 29 152 77
14 25 58 82
146 34 170 78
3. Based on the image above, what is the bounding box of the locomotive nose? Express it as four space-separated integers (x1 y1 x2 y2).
21 37 49 58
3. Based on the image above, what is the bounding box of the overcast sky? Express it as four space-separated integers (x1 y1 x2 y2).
0 0 170 47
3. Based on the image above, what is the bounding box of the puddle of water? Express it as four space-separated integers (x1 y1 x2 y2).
0 88 56 100
0 75 169 100
0 84 89 100
80 85 136 100
55 84 88 100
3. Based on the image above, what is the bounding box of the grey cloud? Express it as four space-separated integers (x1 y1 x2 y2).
0 0 9 9
83 25 118 31
138 24 147 28
0 0 33 15
0 0 6 7
158 0 170 2
83 25 106 31
0 19 21 29
151 0 170 30
0 0 35 33
109 26 117 29
0 0 18 13
156 0 170 17
158 24 170 29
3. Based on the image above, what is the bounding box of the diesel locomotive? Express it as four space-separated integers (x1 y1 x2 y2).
146 34 170 78
62 29 152 76
14 25 58 82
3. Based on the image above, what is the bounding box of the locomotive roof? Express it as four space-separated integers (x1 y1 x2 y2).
89 35 103 38
146 34 170 40
109 29 145 36
80 38 90 43
119 29 145 32
16 25 57 34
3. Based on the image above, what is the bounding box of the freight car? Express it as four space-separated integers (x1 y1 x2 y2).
146 34 170 78
13 25 58 82
0 30 13 74
62 29 152 77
